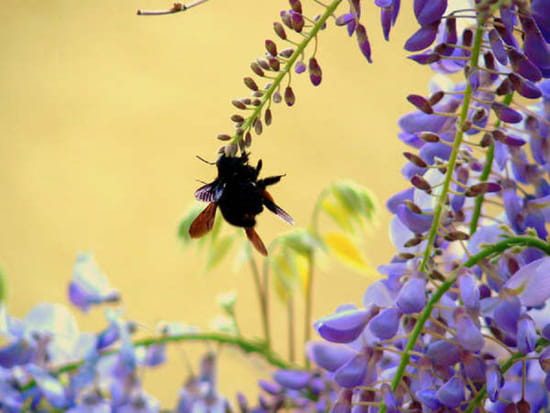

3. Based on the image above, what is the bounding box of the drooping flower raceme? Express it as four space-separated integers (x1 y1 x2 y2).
311 0 550 411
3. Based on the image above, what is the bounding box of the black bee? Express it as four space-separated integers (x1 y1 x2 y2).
189 152 293 255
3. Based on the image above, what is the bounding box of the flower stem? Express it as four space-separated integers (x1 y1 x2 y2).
469 92 514 235
249 254 271 349
287 297 296 363
419 23 485 273
22 331 292 393
304 251 314 368
230 0 344 145
380 235 550 413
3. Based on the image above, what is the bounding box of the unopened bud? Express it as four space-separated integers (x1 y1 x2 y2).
465 182 502 197
428 90 445 105
284 86 295 106
244 131 252 147
232 99 246 109
254 118 263 135
265 39 278 56
243 77 258 91
308 57 322 86
444 231 470 241
231 114 244 123
411 175 432 193
273 22 287 40
403 152 428 168
418 132 440 142
268 57 280 71
264 108 272 126
217 134 231 141
279 48 294 58
407 94 434 114
250 62 264 77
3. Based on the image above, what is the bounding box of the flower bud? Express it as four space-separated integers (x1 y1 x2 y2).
265 39 277 56
418 131 440 142
273 22 287 40
284 86 295 106
231 114 244 123
428 90 444 105
407 94 434 114
257 58 270 71
250 62 265 77
268 57 280 71
443 231 469 241
403 152 427 168
464 182 502 197
253 118 263 135
264 109 272 126
243 77 258 91
308 57 322 86
289 0 302 14
290 10 304 33
279 48 294 58
411 175 432 192
217 134 231 141
232 99 246 109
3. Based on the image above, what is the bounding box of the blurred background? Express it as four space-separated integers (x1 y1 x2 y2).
0 0 430 406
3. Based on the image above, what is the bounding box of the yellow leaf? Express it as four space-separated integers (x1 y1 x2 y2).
323 232 372 273
321 199 354 232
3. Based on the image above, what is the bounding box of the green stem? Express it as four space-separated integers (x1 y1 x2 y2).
380 236 550 413
304 251 314 369
287 296 296 363
249 254 271 349
230 0 344 145
22 331 292 392
419 24 485 272
469 92 514 235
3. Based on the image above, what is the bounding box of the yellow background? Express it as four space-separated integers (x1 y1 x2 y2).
0 0 430 406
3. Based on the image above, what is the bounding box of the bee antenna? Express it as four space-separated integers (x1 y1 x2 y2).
196 155 216 165
196 179 208 184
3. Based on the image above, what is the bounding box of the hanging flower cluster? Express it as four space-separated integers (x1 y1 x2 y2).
311 0 550 411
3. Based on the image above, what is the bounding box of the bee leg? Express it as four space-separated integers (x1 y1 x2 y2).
255 159 262 179
245 227 268 256
258 175 283 188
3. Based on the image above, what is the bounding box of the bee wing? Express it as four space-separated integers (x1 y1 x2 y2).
189 203 218 238
262 190 294 225
245 227 268 256
194 181 225 202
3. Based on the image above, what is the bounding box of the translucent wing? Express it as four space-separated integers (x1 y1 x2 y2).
245 227 268 256
189 203 217 238
262 191 294 225
194 181 225 202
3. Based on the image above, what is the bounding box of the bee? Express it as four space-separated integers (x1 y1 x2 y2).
189 152 294 255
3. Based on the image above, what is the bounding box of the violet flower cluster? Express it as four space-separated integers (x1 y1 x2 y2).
309 0 550 412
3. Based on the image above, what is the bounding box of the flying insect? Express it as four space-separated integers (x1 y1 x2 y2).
189 152 293 255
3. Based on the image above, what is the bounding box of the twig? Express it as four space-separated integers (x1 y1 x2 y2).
137 0 208 16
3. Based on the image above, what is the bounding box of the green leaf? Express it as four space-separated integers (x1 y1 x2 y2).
269 251 299 302
276 228 323 256
205 235 235 271
321 198 354 232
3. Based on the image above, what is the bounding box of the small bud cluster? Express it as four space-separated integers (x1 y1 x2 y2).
217 0 332 157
